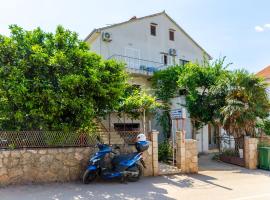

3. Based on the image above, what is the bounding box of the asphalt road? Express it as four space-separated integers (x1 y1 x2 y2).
1 156 270 200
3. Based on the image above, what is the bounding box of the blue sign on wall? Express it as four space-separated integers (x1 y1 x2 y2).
170 109 182 119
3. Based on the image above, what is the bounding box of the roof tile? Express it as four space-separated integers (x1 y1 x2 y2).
256 65 270 78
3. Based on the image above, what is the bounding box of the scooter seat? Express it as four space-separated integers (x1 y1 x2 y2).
112 152 138 165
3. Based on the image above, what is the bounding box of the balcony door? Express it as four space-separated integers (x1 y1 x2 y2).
125 47 140 69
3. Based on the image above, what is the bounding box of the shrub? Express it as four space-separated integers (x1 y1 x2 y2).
220 149 238 157
158 141 173 162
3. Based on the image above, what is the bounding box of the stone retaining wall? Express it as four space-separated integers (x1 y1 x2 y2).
0 147 94 185
184 140 198 173
244 137 258 169
0 131 159 185
176 131 198 173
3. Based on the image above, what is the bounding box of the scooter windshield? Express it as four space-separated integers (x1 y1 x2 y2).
97 144 112 153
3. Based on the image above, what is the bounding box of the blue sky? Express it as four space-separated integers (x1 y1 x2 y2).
0 0 269 73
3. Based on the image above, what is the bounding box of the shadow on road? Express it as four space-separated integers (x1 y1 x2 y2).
0 177 175 200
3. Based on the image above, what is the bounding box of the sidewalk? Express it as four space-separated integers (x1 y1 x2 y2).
1 156 270 200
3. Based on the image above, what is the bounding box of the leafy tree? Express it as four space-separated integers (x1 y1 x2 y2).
177 59 229 132
117 86 161 119
152 58 270 139
152 66 183 138
256 119 270 136
152 66 184 101
152 62 228 139
116 86 161 134
215 70 270 137
0 25 127 131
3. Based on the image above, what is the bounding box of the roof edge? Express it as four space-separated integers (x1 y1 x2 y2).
84 11 212 59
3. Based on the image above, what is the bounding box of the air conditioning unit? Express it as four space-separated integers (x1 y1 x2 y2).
169 48 177 56
102 32 112 42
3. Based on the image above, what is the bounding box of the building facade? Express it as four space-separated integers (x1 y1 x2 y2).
85 11 215 153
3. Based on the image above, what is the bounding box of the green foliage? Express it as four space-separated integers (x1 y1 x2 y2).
44 131 78 146
212 153 220 161
158 141 173 162
258 141 270 148
220 149 239 157
256 119 270 136
0 25 127 131
156 110 171 139
215 70 270 137
152 66 184 101
152 57 270 138
152 66 183 137
117 86 161 119
8 143 16 150
177 58 229 129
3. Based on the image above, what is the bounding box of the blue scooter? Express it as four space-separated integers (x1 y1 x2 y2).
82 140 149 184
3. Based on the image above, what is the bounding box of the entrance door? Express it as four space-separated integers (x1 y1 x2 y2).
208 124 219 149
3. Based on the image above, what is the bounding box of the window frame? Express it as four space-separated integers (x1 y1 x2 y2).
163 54 168 65
169 29 175 41
150 23 157 36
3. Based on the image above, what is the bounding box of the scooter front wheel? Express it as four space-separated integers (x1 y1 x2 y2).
82 169 97 184
127 164 142 182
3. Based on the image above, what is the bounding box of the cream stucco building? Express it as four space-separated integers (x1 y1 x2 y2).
85 11 217 153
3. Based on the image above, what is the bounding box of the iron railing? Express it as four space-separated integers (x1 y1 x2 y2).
108 54 168 76
0 131 101 149
217 135 245 157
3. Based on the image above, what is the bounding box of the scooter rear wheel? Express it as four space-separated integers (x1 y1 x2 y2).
82 169 97 184
127 164 142 182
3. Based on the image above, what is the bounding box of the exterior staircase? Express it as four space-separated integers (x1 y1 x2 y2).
94 119 125 144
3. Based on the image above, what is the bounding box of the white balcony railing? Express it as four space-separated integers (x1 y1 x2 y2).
108 54 168 76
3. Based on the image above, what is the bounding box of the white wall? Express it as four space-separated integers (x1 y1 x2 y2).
196 125 209 153
87 13 205 64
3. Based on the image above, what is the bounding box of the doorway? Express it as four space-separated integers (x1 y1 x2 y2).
208 124 219 150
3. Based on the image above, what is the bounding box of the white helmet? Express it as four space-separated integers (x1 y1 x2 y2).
137 133 146 142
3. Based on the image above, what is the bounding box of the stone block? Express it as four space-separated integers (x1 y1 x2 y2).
0 167 7 176
38 149 47 155
191 156 198 163
11 151 21 158
9 168 23 179
3 157 9 165
74 152 84 161
185 150 192 158
0 175 9 184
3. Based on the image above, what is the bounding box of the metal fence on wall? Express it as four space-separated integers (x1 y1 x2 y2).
217 134 245 167
99 130 151 145
0 131 100 149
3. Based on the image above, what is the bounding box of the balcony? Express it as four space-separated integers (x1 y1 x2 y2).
108 54 167 76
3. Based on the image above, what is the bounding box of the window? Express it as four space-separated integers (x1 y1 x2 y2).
114 123 140 131
169 29 175 41
163 54 168 65
150 23 157 36
179 59 189 66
